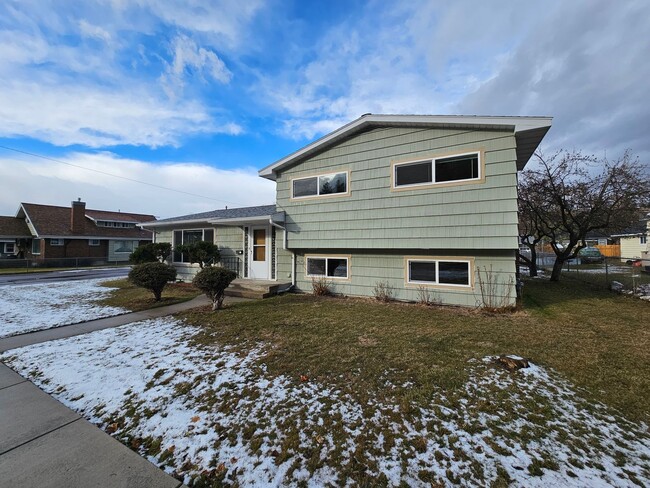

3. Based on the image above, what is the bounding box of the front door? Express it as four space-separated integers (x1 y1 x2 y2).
249 226 269 279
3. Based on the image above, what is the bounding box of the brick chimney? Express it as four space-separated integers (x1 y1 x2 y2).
71 198 86 234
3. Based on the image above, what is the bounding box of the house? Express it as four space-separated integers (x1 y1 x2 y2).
611 216 649 262
143 114 552 307
0 200 155 263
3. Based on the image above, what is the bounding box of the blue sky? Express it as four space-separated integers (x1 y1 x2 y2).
1 0 648 217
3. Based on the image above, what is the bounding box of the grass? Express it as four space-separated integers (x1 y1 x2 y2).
99 278 202 312
180 276 650 423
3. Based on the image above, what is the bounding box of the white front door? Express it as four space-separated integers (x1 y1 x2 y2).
249 226 269 279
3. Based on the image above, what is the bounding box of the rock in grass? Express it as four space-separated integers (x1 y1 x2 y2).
495 355 529 372
610 281 624 293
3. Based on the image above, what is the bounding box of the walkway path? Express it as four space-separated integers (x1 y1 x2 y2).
0 293 254 487
0 362 184 487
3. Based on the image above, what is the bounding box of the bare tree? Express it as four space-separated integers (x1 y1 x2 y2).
517 183 547 277
519 150 650 281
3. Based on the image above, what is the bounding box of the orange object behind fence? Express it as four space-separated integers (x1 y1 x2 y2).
595 244 621 257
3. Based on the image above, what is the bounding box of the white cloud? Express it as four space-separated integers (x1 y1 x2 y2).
161 34 233 99
0 80 239 147
457 0 650 159
0 152 276 218
0 1 255 149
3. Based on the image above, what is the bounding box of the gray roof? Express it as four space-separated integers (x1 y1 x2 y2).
148 205 276 225
259 114 553 180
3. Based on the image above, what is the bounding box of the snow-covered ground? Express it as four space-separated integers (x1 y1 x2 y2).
3 318 649 487
0 279 127 338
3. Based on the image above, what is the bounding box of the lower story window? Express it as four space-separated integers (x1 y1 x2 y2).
31 239 41 254
89 239 100 246
50 238 64 246
2 242 15 253
407 259 471 287
114 241 136 253
173 228 215 263
306 256 349 279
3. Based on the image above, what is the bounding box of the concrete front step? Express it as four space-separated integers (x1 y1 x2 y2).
224 279 291 299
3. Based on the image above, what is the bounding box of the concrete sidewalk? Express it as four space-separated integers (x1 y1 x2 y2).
0 363 184 488
0 294 217 352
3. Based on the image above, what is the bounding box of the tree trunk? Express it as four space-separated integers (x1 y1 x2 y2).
550 257 565 281
529 248 538 277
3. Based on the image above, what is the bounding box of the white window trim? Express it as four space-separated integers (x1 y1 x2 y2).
406 258 472 288
31 239 41 255
305 255 350 280
114 240 136 253
3 242 15 253
291 170 350 200
392 151 482 190
172 228 215 263
50 238 64 246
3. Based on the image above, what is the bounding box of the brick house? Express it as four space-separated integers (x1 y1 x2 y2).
0 200 155 262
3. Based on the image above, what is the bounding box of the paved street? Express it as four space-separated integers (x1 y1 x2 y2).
0 266 130 287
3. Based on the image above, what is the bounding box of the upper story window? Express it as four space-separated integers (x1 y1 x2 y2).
97 221 137 228
292 171 348 199
393 152 481 189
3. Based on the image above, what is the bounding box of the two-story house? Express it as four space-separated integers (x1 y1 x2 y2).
143 114 552 306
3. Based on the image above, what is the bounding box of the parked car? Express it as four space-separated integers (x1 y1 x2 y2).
578 247 605 264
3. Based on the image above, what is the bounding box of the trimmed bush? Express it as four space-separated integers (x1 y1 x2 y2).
192 266 237 310
175 241 220 268
128 262 177 301
129 243 173 264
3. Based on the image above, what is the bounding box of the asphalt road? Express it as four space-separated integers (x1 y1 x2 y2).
0 267 130 287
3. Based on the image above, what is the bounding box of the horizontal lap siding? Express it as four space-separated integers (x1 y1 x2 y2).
276 127 519 250
276 229 293 281
294 250 516 307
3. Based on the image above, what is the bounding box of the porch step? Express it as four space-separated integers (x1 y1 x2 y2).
224 279 291 299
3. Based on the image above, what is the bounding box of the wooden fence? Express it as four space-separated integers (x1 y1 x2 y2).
595 244 621 257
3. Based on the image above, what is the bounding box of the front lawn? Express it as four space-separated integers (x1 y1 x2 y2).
0 279 127 338
2 277 649 486
98 278 201 312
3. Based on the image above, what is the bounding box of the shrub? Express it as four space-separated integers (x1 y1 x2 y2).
373 280 394 302
416 285 439 306
311 277 332 296
128 262 177 301
175 241 220 268
129 243 173 264
192 266 237 310
475 265 516 312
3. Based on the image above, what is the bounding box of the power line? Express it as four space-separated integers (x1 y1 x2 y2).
0 144 246 207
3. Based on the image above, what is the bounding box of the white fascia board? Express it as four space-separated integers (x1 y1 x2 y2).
207 215 273 224
140 218 211 228
258 114 553 180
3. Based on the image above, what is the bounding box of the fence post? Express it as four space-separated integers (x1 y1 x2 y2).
605 258 609 287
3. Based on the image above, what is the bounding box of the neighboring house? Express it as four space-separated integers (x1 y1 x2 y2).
611 217 650 262
0 200 155 262
0 216 31 258
144 114 552 307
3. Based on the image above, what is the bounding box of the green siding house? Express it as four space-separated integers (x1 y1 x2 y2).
143 114 552 306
